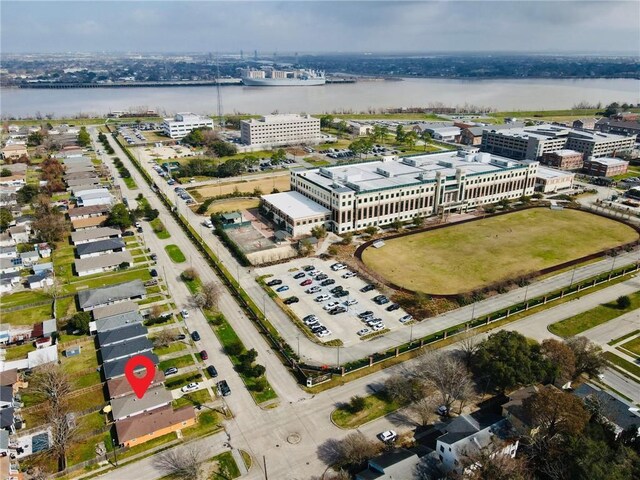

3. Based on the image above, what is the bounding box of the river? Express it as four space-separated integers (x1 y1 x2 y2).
1 78 638 118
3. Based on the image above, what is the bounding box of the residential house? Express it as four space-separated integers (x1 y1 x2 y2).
78 279 146 311
36 243 52 258
0 386 13 410
76 238 126 259
100 336 153 364
102 352 159 380
110 386 173 421
27 270 54 289
19 251 39 267
0 407 15 433
71 226 122 245
107 370 164 399
435 412 519 477
0 257 22 275
71 215 107 230
74 251 132 277
93 311 144 334
1 144 28 160
32 262 53 275
0 246 17 259
64 171 98 181
355 448 422 480
97 323 148 348
92 300 138 321
67 204 110 220
501 385 540 436
7 225 29 244
114 405 195 447
75 188 114 207
573 383 640 437
0 172 26 189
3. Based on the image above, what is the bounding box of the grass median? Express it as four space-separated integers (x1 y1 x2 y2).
165 244 186 263
150 217 171 239
331 392 406 429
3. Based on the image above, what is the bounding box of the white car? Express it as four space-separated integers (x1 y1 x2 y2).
342 271 357 279
344 299 358 306
309 270 322 277
180 309 189 319
181 382 199 393
372 323 386 332
399 314 413 324
377 430 397 442
357 328 370 336
317 330 332 337
331 263 346 271
323 301 340 311
315 294 331 302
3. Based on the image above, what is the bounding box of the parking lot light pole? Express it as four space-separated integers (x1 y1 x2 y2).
337 346 341 369
297 335 300 357
112 438 118 466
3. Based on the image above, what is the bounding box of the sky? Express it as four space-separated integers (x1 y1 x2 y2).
1 0 639 54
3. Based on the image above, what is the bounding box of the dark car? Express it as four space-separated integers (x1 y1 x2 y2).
300 279 313 286
302 265 315 272
293 272 305 279
200 350 208 360
150 269 158 277
330 286 344 294
150 253 158 261
360 284 376 293
284 296 299 305
137 227 143 233
315 274 328 281
375 296 390 305
164 367 178 376
329 306 347 315
206 365 218 378
386 303 401 311
123 231 135 237
217 380 231 396
175 334 186 341
267 279 283 287
358 311 374 319
191 331 201 342
335 290 349 298
320 279 335 286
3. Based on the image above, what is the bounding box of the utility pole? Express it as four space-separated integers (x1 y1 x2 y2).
263 455 268 480
216 54 224 129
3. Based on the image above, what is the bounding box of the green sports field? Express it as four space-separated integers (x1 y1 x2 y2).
361 208 638 295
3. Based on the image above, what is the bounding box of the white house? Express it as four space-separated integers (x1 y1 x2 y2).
27 271 54 289
19 251 40 267
75 188 114 208
7 225 29 244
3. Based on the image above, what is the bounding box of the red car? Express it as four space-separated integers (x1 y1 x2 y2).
200 350 208 360
300 279 313 286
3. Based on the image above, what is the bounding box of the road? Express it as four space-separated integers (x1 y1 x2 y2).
92 128 640 480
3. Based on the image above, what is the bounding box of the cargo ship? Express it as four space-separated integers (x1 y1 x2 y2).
240 67 325 86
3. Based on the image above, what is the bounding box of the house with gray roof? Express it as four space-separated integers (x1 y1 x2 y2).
76 238 126 259
66 176 100 188
100 337 152 364
71 226 121 245
92 301 138 321
97 323 148 348
78 279 146 311
27 270 54 289
93 311 143 334
110 385 172 421
356 449 421 480
573 383 640 436
67 204 111 220
102 352 158 379
74 251 132 277
19 251 40 267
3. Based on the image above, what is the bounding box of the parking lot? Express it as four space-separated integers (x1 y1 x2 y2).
256 258 411 347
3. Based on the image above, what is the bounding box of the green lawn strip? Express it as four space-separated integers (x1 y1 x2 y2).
165 244 186 263
3 342 38 361
155 342 187 356
63 268 152 294
76 412 107 437
240 450 252 470
73 371 103 389
182 410 220 439
123 177 138 189
68 388 107 413
158 354 196 373
608 329 639 346
0 290 50 308
548 291 640 337
620 336 640 356
66 432 105 467
164 372 203 390
209 451 241 479
617 347 640 360
2 304 53 325
61 345 99 374
172 389 211 409
117 432 177 461
206 313 277 403
56 296 77 319
150 218 171 239
184 277 202 295
603 351 640 379
331 393 406 429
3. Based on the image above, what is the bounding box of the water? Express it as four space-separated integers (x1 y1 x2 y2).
1 77 638 118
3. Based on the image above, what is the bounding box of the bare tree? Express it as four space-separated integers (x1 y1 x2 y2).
150 304 164 319
153 446 204 480
384 374 424 404
31 363 72 408
458 446 531 480
153 329 175 348
411 397 438 426
200 281 222 310
456 330 481 368
337 432 380 466
48 406 77 471
414 351 474 414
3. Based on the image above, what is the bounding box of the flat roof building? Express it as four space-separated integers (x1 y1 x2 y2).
533 165 575 193
584 157 629 177
71 226 121 245
240 114 321 148
541 149 584 171
161 112 214 139
260 191 331 237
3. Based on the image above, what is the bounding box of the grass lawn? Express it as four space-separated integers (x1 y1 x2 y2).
60 344 99 374
165 244 186 263
620 336 640 356
331 393 405 429
207 197 260 215
123 177 138 189
362 208 638 295
191 174 290 199
183 411 220 439
73 371 103 389
150 218 171 239
172 389 211 409
165 371 203 389
3 304 53 325
0 290 50 308
608 330 640 346
3 342 37 361
68 388 106 413
155 342 187 356
159 354 196 373
548 291 640 337
67 432 103 467
209 451 241 479
304 158 331 167
603 351 640 378
56 295 77 319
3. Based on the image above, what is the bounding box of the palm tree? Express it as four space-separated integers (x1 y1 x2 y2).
420 131 432 151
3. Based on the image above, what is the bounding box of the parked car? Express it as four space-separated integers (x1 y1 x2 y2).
317 330 332 338
358 311 374 319
164 367 178 376
371 323 386 331
217 380 231 396
330 263 346 271
386 303 400 311
323 302 340 311
284 296 299 305
302 265 315 272
175 334 186 341
357 328 371 336
399 314 413 324
306 286 321 294
150 269 158 277
190 330 200 341
150 253 158 261
330 286 344 294
200 350 208 360
320 279 335 286
303 314 318 323
329 306 347 315
206 365 218 378
276 285 289 292
360 284 376 293
293 272 305 279
315 294 330 302
181 382 199 393
300 279 313 286
377 430 397 442
342 271 357 279
267 279 282 287
123 231 135 237
344 299 358 306
334 290 349 298
315 273 328 281
137 227 143 233
437 405 449 416
181 309 190 319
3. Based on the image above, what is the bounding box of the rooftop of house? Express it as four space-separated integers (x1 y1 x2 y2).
77 279 145 310
96 323 148 348
102 351 158 379
76 238 125 257
100 336 153 363
115 405 195 444
92 300 138 321
94 311 143 333
74 251 132 273
107 370 165 399
71 226 121 244
573 383 640 432
110 385 172 420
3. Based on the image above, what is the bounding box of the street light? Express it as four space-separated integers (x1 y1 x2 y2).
297 335 300 357
112 438 118 466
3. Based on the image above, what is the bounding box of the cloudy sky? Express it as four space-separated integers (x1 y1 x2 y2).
2 0 639 54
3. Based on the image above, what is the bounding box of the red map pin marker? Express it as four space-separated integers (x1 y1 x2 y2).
125 355 156 399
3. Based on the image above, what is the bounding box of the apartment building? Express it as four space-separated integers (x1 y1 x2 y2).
583 157 629 177
262 151 537 235
240 114 322 148
481 125 634 160
541 149 584 170
161 112 214 139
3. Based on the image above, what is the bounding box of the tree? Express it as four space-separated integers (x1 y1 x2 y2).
348 395 366 413
199 281 222 310
153 446 204 480
0 168 11 177
566 336 606 378
337 432 379 466
225 341 244 356
181 268 199 282
471 331 555 392
364 225 377 236
48 403 77 471
337 120 348 136
395 124 405 143
320 114 334 128
310 225 327 239
459 447 532 480
390 218 403 231
16 184 39 205
106 203 132 229
384 374 424 404
77 127 90 147
404 130 418 149
31 363 72 407
523 386 589 439
27 130 45 146
32 202 68 243
415 351 474 414
69 312 91 334
411 397 438 426
153 329 175 348
270 148 286 165
420 131 432 150
412 215 424 227
616 295 631 309
0 208 12 231
541 338 576 384
456 330 481 368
